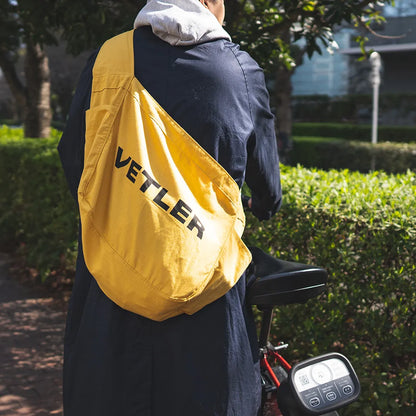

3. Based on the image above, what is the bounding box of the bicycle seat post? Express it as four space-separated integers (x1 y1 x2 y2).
258 307 274 350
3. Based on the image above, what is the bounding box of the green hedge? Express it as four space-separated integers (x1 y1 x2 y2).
293 122 416 143
244 166 416 415
0 125 78 276
290 136 416 174
1 126 415 415
292 94 416 126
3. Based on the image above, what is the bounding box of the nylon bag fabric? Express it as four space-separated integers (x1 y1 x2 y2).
78 30 252 321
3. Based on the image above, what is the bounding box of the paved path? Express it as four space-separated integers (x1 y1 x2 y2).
0 253 65 416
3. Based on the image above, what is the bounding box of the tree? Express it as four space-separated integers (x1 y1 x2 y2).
0 0 144 138
54 0 145 55
60 0 392 145
0 0 392 140
0 0 56 137
224 0 393 144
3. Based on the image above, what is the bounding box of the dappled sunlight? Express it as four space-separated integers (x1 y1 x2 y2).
0 254 65 416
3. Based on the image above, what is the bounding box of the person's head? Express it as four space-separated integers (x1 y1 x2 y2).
199 0 225 25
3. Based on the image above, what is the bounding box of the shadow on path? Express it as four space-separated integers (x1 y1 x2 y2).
0 253 65 416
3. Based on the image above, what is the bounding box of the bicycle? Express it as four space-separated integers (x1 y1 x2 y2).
246 246 361 416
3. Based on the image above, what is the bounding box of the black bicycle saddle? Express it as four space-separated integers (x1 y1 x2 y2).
246 247 328 307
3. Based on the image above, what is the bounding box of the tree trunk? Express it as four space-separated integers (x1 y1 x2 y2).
274 28 294 162
23 40 52 138
0 48 26 121
275 64 293 141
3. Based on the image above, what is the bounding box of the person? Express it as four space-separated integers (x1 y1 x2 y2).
58 0 282 415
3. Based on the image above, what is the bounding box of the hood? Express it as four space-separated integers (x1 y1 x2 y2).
133 0 231 46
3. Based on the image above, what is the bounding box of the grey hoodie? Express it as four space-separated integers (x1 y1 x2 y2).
134 0 231 45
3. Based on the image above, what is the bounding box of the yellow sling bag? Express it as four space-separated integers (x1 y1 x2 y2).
78 30 251 321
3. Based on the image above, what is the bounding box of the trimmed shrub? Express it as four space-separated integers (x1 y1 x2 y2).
290 136 416 174
293 122 416 143
0 125 78 277
244 166 416 416
292 94 416 126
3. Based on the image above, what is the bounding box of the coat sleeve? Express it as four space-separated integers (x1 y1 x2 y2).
57 51 98 200
238 52 282 220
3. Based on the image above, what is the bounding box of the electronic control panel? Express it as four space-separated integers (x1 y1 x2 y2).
289 353 360 414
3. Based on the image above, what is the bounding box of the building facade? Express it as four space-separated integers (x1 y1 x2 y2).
292 1 416 97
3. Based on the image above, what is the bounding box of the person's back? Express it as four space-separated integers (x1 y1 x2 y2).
133 26 280 212
58 1 282 415
134 27 260 186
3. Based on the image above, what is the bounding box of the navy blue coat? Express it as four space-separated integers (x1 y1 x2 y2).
58 27 281 416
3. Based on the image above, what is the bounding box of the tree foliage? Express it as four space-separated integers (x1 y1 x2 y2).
225 0 392 74
0 0 145 136
0 0 145 53
0 0 61 137
0 0 394 69
222 0 394 140
54 0 145 55
0 0 396 137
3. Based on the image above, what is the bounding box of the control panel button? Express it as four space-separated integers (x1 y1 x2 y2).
343 385 354 395
326 391 337 401
309 397 321 407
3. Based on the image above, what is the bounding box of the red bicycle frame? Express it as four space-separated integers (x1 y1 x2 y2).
259 308 292 416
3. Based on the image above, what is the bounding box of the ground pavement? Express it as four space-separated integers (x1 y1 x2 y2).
0 253 65 416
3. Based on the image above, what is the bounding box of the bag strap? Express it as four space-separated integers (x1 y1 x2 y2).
90 29 244 214
93 30 135 78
